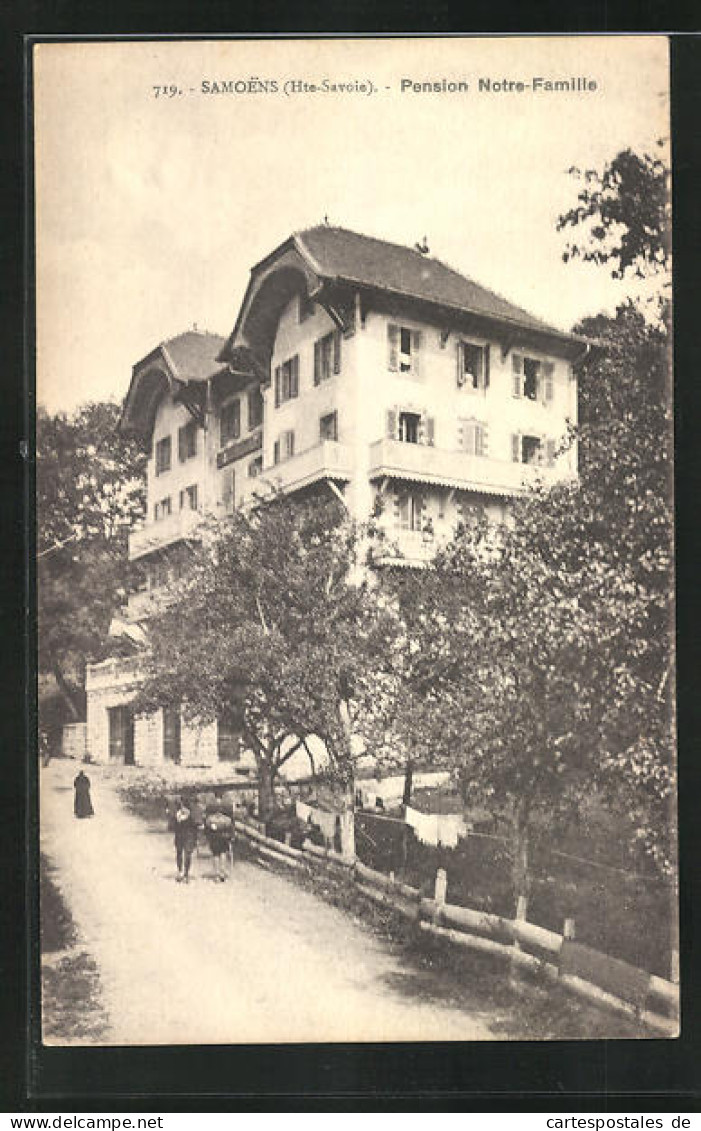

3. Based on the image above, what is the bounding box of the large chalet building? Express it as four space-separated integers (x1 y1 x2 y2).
86 225 587 769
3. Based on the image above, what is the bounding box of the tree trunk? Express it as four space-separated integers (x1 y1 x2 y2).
52 661 81 721
512 802 531 921
257 761 276 824
402 758 414 810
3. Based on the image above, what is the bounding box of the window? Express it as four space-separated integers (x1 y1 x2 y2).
178 420 197 462
314 331 341 384
512 434 548 465
457 342 490 391
247 388 264 430
299 292 315 323
179 484 198 511
459 419 489 457
163 706 181 764
274 430 295 464
217 710 242 761
388 324 421 376
155 436 171 475
398 411 421 444
319 411 338 442
274 355 299 406
395 490 424 532
248 455 263 478
220 399 241 446
386 408 434 445
154 497 172 521
512 354 555 403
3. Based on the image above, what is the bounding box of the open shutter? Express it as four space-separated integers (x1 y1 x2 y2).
424 415 435 446
512 353 523 397
178 427 185 462
290 356 299 398
415 493 424 532
545 438 556 467
483 344 491 389
273 439 280 465
462 420 476 457
286 430 295 458
543 361 554 404
333 331 342 374
313 340 321 386
386 408 398 440
456 342 464 388
412 331 421 377
477 423 489 458
511 434 521 463
388 325 399 371
274 367 281 407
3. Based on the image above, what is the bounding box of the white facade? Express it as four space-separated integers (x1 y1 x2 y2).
85 226 584 769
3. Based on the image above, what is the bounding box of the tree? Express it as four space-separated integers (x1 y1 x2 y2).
37 402 146 718
371 145 675 897
137 493 393 836
557 145 670 281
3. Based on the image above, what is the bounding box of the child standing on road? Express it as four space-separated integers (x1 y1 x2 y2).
173 796 197 883
204 795 233 882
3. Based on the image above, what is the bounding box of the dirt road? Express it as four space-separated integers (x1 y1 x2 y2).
41 760 495 1045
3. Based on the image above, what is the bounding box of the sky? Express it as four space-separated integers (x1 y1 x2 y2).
34 36 669 414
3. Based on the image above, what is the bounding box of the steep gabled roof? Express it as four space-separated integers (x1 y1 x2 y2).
121 330 227 439
295 225 571 339
158 330 227 381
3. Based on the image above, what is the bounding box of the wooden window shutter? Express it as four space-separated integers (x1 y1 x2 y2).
178 426 186 462
287 430 295 458
386 408 398 440
273 439 280 465
462 420 476 457
412 330 421 376
484 344 491 389
456 342 464 387
233 399 241 439
314 340 321 385
543 361 554 403
291 356 299 398
545 438 556 467
388 324 399 371
512 353 523 397
511 434 521 463
333 331 342 374
274 367 281 407
477 423 489 458
424 415 435 446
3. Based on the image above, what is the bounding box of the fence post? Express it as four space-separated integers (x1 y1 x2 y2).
433 867 447 923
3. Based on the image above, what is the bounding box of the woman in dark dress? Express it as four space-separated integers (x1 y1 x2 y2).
173 796 198 883
73 770 94 818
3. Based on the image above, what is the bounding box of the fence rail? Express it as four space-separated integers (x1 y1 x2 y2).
231 818 679 1036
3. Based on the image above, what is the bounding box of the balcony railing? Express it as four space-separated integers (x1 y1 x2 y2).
368 438 568 496
259 441 353 495
128 506 204 561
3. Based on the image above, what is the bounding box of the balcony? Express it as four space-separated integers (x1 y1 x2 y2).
128 506 204 561
259 441 353 495
368 439 567 497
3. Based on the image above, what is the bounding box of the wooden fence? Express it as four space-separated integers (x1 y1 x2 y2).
231 818 679 1036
